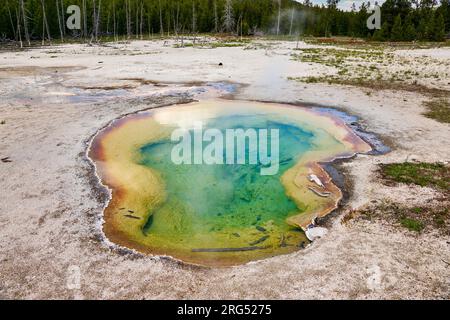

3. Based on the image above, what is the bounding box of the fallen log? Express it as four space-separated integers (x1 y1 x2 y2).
308 186 331 197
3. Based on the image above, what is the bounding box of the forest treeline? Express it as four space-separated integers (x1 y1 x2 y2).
0 0 449 45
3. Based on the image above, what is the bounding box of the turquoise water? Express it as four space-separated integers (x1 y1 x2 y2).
139 114 315 241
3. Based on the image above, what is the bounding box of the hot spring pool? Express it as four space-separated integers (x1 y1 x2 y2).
89 100 371 266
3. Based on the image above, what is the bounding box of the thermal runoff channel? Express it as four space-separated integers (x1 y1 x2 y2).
89 100 371 266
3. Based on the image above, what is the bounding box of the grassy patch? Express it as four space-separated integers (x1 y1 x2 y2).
400 217 424 232
289 44 450 99
379 162 449 191
351 200 449 234
289 76 449 96
423 99 450 123
291 47 386 67
303 37 450 50
174 39 249 49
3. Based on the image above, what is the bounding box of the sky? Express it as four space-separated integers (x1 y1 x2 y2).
298 0 387 11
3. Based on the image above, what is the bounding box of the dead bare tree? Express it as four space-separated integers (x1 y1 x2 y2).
97 0 102 41
167 8 170 37
113 0 117 42
289 8 295 36
181 24 185 47
60 0 65 36
276 0 281 36
172 5 176 37
223 0 234 33
173 2 180 40
41 0 52 45
82 0 87 40
125 0 131 39
56 0 64 42
19 0 30 45
148 12 152 39
91 0 97 42
6 0 16 41
135 1 139 39
106 7 110 35
192 1 196 34
240 13 243 40
214 0 219 33
236 13 241 36
140 1 144 40
15 7 23 48
159 0 164 36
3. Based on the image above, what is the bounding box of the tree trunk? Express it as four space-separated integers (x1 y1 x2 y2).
20 0 30 46
60 0 65 36
6 0 16 41
96 0 101 41
173 3 178 37
136 2 139 39
113 0 117 42
192 1 196 34
159 0 164 36
140 1 144 40
91 0 96 42
106 8 110 35
148 14 151 39
56 0 64 42
125 0 131 39
41 0 52 45
167 13 170 37
15 7 23 48
276 0 281 36
289 8 295 36
223 0 234 33
241 15 243 40
214 0 218 33
83 0 87 40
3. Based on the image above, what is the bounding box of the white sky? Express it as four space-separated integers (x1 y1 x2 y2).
298 0 387 11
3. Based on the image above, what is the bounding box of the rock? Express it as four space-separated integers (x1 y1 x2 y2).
305 226 328 241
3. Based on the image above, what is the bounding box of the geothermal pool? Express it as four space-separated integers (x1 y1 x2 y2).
89 100 371 266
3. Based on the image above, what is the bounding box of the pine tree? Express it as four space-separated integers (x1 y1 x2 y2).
403 14 416 41
373 21 389 41
391 14 403 41
433 12 445 41
438 0 450 33
0 0 447 44
417 16 428 40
